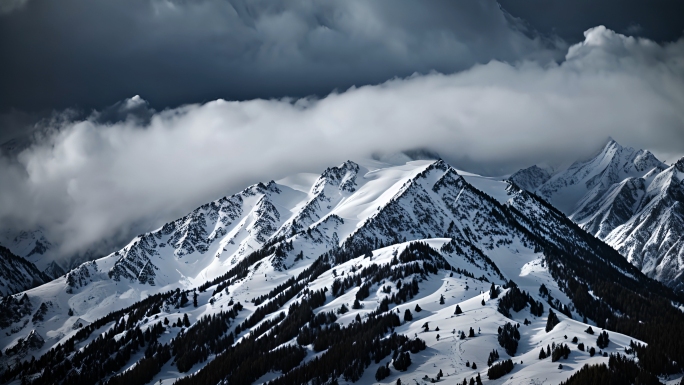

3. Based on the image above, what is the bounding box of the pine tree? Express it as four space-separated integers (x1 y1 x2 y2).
375 365 390 381
439 294 445 305
545 309 560 332
352 299 362 309
422 322 429 332
455 304 463 315
489 283 499 299
193 291 198 307
481 298 486 306
539 348 547 359
469 327 475 337
404 309 413 322
183 313 190 327
476 373 483 385
415 304 422 312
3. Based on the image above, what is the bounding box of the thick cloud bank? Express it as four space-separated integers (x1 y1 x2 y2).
1 26 683 259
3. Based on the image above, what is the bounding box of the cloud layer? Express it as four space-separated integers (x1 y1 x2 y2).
1 26 683 260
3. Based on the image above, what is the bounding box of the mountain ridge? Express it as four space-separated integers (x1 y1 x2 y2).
1 158 682 385
510 139 684 292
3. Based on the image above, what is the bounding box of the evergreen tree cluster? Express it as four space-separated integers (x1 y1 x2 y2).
559 354 661 385
265 314 426 385
174 288 329 385
487 359 514 380
393 351 412 371
172 304 243 372
1 290 179 384
487 349 500 366
375 364 391 381
551 344 571 362
597 331 610 349
497 322 520 356
0 293 32 328
496 286 544 318
296 311 338 346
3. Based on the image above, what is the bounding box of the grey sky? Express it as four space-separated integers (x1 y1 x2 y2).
0 0 561 115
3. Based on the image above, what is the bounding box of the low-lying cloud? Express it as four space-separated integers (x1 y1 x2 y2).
1 26 683 261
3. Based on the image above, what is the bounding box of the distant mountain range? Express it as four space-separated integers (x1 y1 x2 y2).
511 139 684 293
1 156 682 385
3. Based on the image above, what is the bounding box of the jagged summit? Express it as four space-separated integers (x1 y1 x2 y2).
1 156 682 385
511 139 683 291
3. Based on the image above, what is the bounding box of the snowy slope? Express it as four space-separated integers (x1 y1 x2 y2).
0 158 679 385
512 139 684 291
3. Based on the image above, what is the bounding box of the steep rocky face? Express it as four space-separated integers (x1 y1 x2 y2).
508 165 551 192
513 140 684 291
0 245 51 297
43 261 66 280
604 159 684 290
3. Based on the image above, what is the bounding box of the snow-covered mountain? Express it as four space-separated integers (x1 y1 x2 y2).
0 245 51 297
510 139 684 292
1 158 682 385
0 230 67 280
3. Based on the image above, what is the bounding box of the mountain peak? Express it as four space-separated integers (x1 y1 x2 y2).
313 161 360 195
675 156 684 173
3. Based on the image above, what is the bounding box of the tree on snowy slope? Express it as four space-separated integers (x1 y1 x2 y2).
546 308 560 332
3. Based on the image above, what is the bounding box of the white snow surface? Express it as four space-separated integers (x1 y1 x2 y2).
0 158 650 384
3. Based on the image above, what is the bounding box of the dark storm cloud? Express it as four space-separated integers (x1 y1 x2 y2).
0 0 563 115
498 0 684 43
0 27 682 259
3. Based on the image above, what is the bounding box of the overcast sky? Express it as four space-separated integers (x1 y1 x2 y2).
0 0 682 261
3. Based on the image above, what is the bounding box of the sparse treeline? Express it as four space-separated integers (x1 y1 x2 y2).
506 187 684 378
1 289 181 384
559 353 661 385
496 285 544 318
267 314 427 385
172 288 327 385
